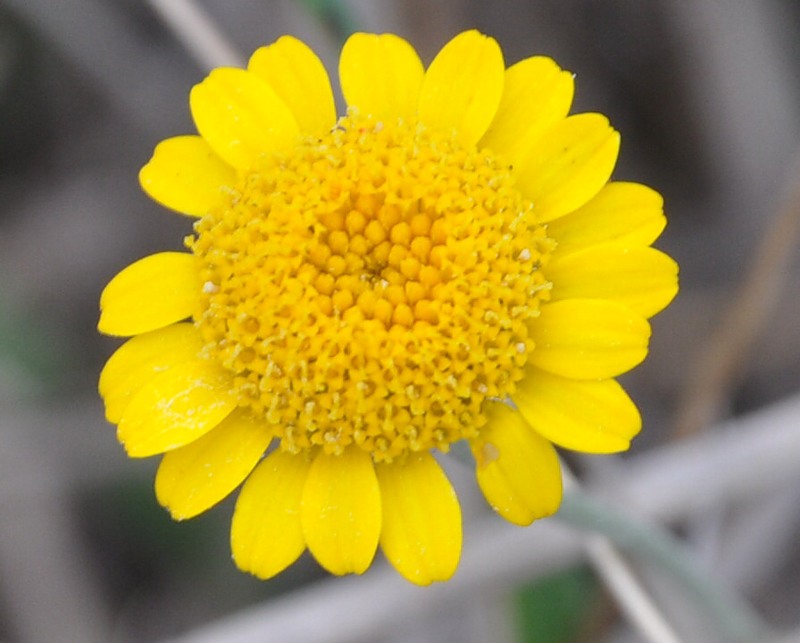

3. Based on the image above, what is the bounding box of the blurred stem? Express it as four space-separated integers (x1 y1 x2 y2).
558 480 770 643
672 153 800 438
147 0 244 70
299 0 361 42
561 471 683 643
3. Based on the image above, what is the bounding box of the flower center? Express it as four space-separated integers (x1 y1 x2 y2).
190 113 554 462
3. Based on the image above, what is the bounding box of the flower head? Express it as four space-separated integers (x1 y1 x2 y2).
98 31 678 585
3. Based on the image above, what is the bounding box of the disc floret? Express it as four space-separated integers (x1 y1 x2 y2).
190 113 554 462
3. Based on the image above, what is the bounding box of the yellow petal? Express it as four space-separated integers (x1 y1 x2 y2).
547 244 679 318
138 135 237 217
231 449 311 579
547 182 667 255
376 453 461 585
98 253 199 337
472 403 562 526
514 368 641 453
248 36 336 137
118 359 235 457
155 409 273 520
418 30 504 146
99 323 203 424
339 33 424 122
301 448 381 576
480 56 574 166
190 68 299 170
528 299 651 379
517 113 620 223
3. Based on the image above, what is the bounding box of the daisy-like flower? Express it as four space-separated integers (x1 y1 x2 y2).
98 30 677 585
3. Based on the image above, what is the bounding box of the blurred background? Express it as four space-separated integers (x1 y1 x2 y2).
1 0 800 641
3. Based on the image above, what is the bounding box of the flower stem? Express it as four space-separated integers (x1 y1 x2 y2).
299 0 361 42
561 470 683 643
146 0 245 70
559 470 770 643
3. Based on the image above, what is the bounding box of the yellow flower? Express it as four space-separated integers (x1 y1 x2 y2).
98 30 678 585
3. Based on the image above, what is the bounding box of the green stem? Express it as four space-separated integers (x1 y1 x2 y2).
558 488 771 643
298 0 361 43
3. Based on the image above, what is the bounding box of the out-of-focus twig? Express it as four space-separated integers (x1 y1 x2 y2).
561 469 685 643
559 481 769 643
672 153 800 438
299 0 360 43
147 0 245 71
